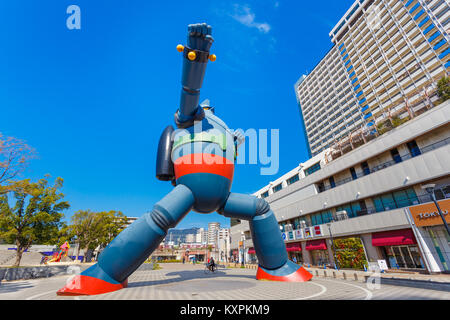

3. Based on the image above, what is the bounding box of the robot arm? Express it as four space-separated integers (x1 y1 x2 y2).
156 125 175 182
175 23 216 128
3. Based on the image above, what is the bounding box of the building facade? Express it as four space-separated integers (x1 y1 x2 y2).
296 0 450 157
207 222 220 246
230 100 450 273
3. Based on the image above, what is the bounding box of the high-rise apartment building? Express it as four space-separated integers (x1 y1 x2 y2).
296 0 450 156
207 222 220 246
231 0 450 274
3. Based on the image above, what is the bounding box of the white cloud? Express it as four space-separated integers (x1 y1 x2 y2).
232 5 271 33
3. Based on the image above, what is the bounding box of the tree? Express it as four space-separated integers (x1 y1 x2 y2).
0 176 70 266
0 134 35 193
69 210 127 262
437 76 450 103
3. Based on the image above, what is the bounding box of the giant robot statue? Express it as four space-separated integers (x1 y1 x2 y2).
57 23 313 296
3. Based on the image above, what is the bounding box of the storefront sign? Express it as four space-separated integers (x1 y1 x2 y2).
294 229 304 240
408 199 450 227
377 259 389 271
313 226 322 237
288 231 294 240
281 232 287 241
304 227 313 238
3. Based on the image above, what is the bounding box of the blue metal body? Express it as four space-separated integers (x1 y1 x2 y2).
71 23 305 292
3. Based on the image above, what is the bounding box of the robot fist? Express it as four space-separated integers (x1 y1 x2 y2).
187 23 214 52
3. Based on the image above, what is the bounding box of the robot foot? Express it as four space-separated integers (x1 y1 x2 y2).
256 260 313 282
57 264 128 296
57 275 127 296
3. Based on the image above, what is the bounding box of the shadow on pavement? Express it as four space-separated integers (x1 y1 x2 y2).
0 281 34 294
128 268 256 289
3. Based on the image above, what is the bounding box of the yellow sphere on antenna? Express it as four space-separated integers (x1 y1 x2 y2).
176 44 184 52
188 51 197 61
209 54 216 62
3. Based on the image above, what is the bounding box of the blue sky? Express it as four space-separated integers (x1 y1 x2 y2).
1 0 355 229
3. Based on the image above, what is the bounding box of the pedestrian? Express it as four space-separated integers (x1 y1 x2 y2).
293 256 297 264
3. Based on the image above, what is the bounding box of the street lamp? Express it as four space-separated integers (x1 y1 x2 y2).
422 184 450 236
240 231 246 267
327 219 339 270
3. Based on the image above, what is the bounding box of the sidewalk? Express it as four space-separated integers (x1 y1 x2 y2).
224 262 450 291
304 266 450 283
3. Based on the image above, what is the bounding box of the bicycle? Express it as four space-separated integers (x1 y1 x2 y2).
204 263 217 274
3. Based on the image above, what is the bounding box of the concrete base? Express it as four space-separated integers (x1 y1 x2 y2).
0 265 89 282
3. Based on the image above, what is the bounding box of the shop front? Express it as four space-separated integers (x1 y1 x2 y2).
247 248 257 264
372 229 425 270
306 239 328 266
407 199 450 272
286 242 302 264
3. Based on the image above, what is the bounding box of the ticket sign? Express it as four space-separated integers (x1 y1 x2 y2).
408 199 450 227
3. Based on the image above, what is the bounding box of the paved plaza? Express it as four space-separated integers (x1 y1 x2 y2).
0 263 449 300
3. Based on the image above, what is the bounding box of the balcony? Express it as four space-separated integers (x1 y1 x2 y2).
320 136 450 193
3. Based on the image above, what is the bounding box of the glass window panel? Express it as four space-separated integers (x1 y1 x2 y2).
373 197 385 212
393 190 411 207
315 213 323 225
351 202 362 216
406 188 419 204
322 211 333 223
381 194 396 210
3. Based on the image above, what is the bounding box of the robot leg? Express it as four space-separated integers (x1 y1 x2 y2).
219 193 312 282
57 184 195 296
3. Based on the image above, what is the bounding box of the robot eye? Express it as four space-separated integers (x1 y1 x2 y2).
202 106 215 114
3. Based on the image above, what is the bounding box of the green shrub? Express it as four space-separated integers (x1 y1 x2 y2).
152 262 161 270
159 259 181 263
392 115 410 128
437 76 450 103
333 238 368 270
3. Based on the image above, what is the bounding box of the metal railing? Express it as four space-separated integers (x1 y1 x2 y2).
318 136 450 193
330 190 449 224
284 188 450 230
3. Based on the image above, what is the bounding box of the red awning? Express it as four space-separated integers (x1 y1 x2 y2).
306 239 327 251
248 248 256 254
286 242 302 252
372 229 417 247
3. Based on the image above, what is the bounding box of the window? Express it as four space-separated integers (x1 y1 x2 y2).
317 182 325 193
293 218 300 230
261 191 269 199
287 174 300 185
273 183 283 193
311 210 333 226
305 162 321 176
361 162 370 176
406 140 421 157
350 167 358 180
329 176 336 188
390 148 402 163
373 188 419 212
